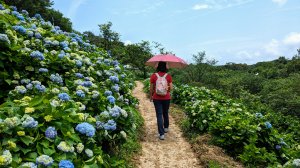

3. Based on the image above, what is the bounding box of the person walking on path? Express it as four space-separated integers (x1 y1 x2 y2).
149 61 173 140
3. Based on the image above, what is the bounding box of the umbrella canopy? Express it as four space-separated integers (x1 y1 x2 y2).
145 54 188 69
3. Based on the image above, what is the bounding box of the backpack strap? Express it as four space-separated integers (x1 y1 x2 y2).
162 73 168 78
155 73 160 78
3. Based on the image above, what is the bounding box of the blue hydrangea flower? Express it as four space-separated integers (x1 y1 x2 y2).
50 73 63 85
58 51 66 58
22 116 38 128
112 84 119 92
103 120 117 131
35 84 46 92
107 95 115 104
58 93 70 101
30 51 44 60
45 126 57 139
12 25 27 34
26 83 33 90
0 4 5 10
75 122 96 137
75 73 84 78
104 59 110 65
255 113 263 118
15 86 27 94
92 91 99 99
96 121 105 129
21 162 37 168
76 60 82 67
59 160 74 168
104 90 112 96
112 60 119 66
36 155 53 166
275 145 281 150
264 121 272 129
0 33 11 45
39 68 48 73
110 106 121 118
34 14 42 19
109 76 119 83
27 31 34 37
76 90 85 98
115 66 121 71
21 10 29 15
81 81 93 87
35 32 42 39
121 74 126 78
10 6 17 11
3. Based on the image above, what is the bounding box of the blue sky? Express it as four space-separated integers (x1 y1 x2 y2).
52 0 300 65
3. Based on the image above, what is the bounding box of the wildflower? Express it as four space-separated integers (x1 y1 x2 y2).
76 90 85 98
15 86 27 94
57 141 75 153
0 150 12 166
59 160 74 168
50 73 63 85
264 121 272 129
85 149 93 158
76 143 84 153
44 115 53 122
107 95 115 104
103 120 117 131
104 90 112 96
45 127 57 139
30 51 44 60
36 155 53 167
39 68 48 73
58 93 70 101
17 131 25 136
25 107 35 113
22 115 38 128
75 122 95 137
20 162 37 168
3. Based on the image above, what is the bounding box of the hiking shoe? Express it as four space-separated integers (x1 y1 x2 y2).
159 135 165 140
164 128 169 133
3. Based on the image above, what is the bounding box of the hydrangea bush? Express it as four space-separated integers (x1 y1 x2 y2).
143 78 299 167
0 3 140 167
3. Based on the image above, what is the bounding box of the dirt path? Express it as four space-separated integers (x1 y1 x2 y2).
133 81 201 168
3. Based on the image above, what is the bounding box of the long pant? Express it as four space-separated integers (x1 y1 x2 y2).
153 99 170 135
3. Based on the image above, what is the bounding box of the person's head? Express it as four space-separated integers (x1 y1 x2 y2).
156 61 168 72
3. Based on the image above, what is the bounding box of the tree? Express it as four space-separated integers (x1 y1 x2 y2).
98 22 120 51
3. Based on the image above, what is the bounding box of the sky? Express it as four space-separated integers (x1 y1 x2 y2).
52 0 300 65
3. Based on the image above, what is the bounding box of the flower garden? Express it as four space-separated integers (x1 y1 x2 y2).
0 3 143 167
143 79 300 167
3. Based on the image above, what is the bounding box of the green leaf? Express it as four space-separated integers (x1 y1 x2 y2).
20 136 34 146
43 147 56 156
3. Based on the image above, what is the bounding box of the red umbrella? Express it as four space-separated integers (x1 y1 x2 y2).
145 54 188 69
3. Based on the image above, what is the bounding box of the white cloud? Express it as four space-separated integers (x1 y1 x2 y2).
193 4 210 10
264 39 280 55
67 0 87 20
283 32 300 45
272 0 288 6
124 40 132 46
